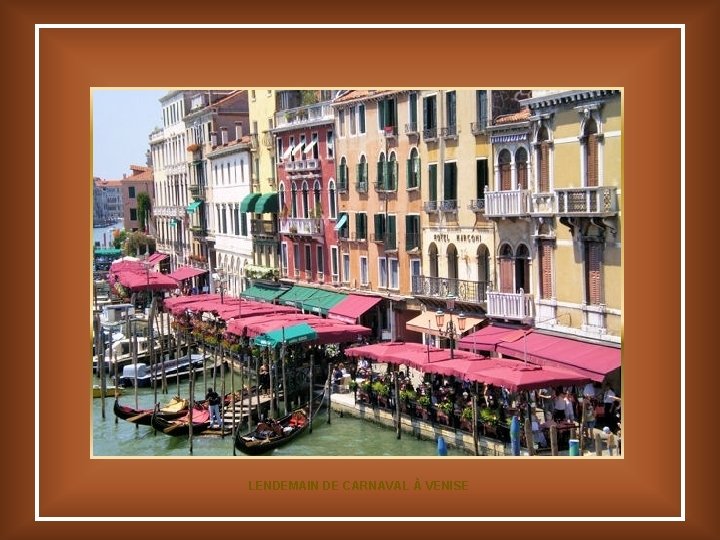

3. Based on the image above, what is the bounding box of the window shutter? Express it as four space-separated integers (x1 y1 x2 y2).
417 158 421 188
423 97 428 130
499 258 513 293
377 161 383 187
388 215 396 249
406 159 411 189
359 105 365 133
586 134 598 187
540 240 553 299
539 143 550 192
391 161 397 190
517 162 527 190
586 242 602 304
356 163 362 186
500 163 512 191
429 164 437 201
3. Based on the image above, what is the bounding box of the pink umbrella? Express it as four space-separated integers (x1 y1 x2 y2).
462 358 591 391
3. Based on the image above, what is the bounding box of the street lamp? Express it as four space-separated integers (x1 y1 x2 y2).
212 269 226 304
434 296 466 359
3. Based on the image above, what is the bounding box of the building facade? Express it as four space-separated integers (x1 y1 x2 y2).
115 165 154 232
93 177 122 226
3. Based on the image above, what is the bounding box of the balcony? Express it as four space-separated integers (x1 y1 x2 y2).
355 181 368 193
405 233 421 252
250 219 278 237
304 158 321 170
337 179 348 193
383 125 397 138
470 121 487 135
486 290 534 322
274 103 334 129
405 122 418 135
556 186 619 217
279 217 323 237
529 192 555 216
188 184 205 200
339 231 366 243
485 190 531 218
261 131 273 149
412 275 491 305
439 199 458 213
468 199 485 213
374 178 397 193
440 125 458 139
423 200 439 213
189 225 207 238
423 127 438 142
250 134 259 151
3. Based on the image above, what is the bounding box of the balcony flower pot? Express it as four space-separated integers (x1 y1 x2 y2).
186 143 201 152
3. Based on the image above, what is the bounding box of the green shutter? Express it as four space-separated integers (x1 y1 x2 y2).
406 159 411 189
387 215 396 249
444 162 457 201
417 158 421 188
429 164 437 201
378 100 385 129
359 104 365 132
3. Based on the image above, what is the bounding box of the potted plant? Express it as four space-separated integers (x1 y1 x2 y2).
372 381 390 408
358 380 372 403
460 406 474 432
415 394 431 420
348 380 358 393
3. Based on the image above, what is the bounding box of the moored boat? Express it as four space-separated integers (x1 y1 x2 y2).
118 353 210 387
150 403 212 436
92 384 124 398
113 396 188 426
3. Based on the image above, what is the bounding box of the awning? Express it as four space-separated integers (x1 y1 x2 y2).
462 358 591 391
186 200 202 213
146 252 168 265
94 248 123 257
168 266 208 282
301 289 347 315
495 332 621 383
333 213 348 231
303 139 317 154
240 192 262 212
241 283 285 302
252 322 317 348
328 294 382 324
278 285 319 307
282 144 293 160
254 192 279 214
293 143 305 156
406 312 485 338
457 325 528 353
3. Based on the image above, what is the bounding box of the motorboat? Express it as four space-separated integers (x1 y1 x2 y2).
118 353 210 387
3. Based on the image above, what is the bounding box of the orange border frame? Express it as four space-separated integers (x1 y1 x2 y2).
5 0 713 535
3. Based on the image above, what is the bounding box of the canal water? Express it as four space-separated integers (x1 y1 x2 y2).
92 371 469 457
93 220 123 249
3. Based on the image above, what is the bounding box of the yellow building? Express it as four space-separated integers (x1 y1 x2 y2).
485 89 621 345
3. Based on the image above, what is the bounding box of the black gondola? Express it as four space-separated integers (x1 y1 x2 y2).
113 396 188 426
234 389 327 456
150 403 212 437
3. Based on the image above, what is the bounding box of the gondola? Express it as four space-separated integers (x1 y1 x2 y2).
113 396 188 426
234 388 327 456
150 403 212 436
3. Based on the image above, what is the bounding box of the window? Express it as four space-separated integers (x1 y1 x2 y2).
349 107 356 136
386 215 396 250
499 244 514 293
538 239 554 299
360 256 369 286
293 244 300 276
355 212 367 240
304 244 312 274
476 159 488 202
240 211 247 237
339 157 349 191
377 97 397 130
328 180 337 218
475 90 488 131
326 130 334 159
423 94 437 138
443 162 457 202
407 148 420 189
410 258 421 290
330 246 339 283
374 213 386 242
516 147 528 190
291 182 298 218
234 207 240 235
387 152 397 191
277 138 284 163
405 215 420 250
358 104 366 134
281 244 288 276
445 91 456 136
429 163 437 202
378 257 388 288
537 126 550 192
130 208 137 220
338 110 345 137
389 258 399 290
585 241 602 305
498 149 512 191
302 181 310 218
408 92 418 132
337 212 349 239
584 119 599 187
128 186 136 199
356 156 368 191
316 246 324 278
377 152 387 190
342 253 350 283
311 133 319 159
313 181 321 212
515 244 530 293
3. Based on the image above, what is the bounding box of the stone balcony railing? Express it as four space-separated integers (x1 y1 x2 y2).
555 186 619 217
279 217 323 236
274 103 334 129
486 290 534 321
412 276 491 305
484 190 531 218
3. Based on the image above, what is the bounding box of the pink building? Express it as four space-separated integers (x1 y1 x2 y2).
116 165 155 232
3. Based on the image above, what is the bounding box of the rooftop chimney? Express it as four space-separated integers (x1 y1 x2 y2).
210 131 217 147
220 127 228 145
235 121 243 140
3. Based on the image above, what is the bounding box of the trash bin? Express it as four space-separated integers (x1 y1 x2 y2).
569 438 580 456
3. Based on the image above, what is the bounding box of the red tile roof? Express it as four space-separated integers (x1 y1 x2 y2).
333 90 397 104
494 107 531 125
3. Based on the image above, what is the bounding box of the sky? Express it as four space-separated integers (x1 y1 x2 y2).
92 89 167 179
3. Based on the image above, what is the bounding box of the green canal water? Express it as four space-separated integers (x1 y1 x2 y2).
92 372 470 457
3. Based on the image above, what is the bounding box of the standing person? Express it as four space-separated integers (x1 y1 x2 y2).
582 397 596 442
206 387 222 429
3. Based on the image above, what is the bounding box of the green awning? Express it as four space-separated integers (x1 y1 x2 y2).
240 192 262 213
278 285 320 308
254 192 279 214
186 200 202 213
94 248 122 257
302 290 347 315
241 283 285 302
334 213 348 231
252 322 317 348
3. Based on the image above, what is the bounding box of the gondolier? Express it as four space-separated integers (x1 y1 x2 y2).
206 387 222 429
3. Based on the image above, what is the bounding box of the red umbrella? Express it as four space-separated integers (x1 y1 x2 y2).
462 358 591 391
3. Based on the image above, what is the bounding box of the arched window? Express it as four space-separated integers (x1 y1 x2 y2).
498 244 514 293
339 157 348 190
515 244 530 293
446 244 459 295
279 181 286 215
477 244 490 286
388 151 397 191
291 182 298 218
357 155 368 191
407 147 420 189
301 181 309 218
498 149 512 191
313 180 322 215
537 225 554 300
515 147 528 190
377 151 387 189
537 126 550 192
429 243 439 278
328 179 337 219
584 118 599 187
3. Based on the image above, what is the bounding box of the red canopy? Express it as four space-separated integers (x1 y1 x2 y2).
457 325 528 352
462 358 592 391
117 270 178 292
345 342 485 372
495 332 621 383
168 266 208 282
328 294 382 324
226 312 371 344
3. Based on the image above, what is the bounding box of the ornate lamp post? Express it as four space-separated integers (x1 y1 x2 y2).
434 296 466 359
212 269 227 304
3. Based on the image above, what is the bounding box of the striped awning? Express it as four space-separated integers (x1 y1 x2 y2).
490 133 528 144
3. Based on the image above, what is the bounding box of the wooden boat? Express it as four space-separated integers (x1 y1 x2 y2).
118 353 209 387
150 403 212 436
234 389 327 456
113 396 188 426
92 384 123 398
